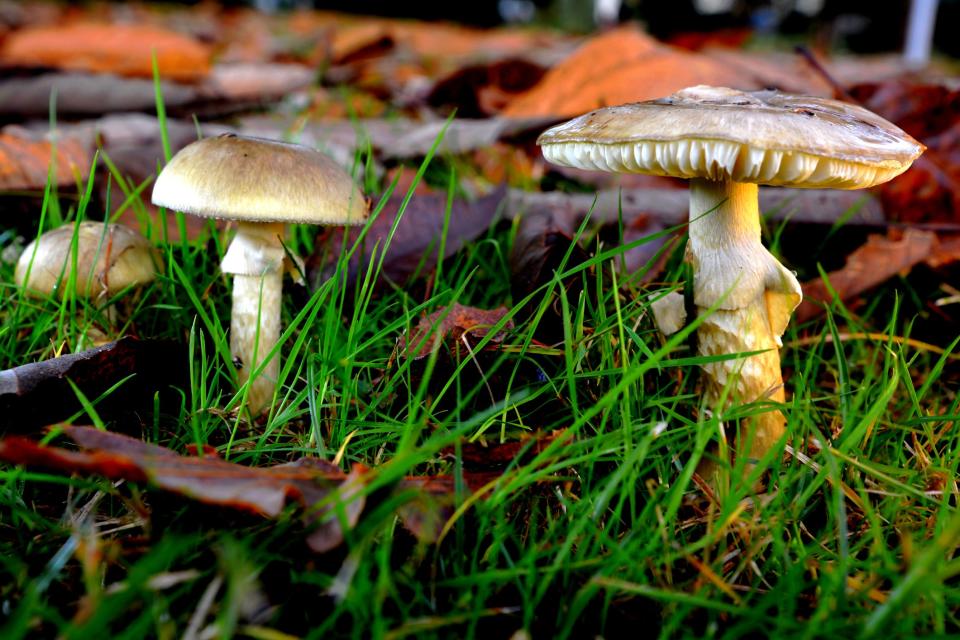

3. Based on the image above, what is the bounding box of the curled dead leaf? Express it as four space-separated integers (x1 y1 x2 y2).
398 303 513 361
796 229 938 322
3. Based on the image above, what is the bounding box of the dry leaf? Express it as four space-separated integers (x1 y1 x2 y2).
0 427 363 553
399 303 513 361
503 25 743 119
0 338 188 432
851 81 960 224
0 23 211 82
0 427 507 550
0 126 90 190
309 186 506 290
796 229 938 322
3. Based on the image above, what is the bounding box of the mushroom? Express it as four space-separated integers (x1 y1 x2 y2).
16 220 161 304
15 221 162 347
151 133 368 416
538 85 924 468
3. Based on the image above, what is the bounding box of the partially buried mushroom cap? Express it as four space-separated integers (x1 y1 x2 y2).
538 85 924 188
151 133 368 225
16 221 161 300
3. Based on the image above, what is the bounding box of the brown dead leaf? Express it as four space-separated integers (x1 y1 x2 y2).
0 426 363 553
0 338 188 433
309 186 506 291
399 303 513 361
502 25 743 119
796 229 937 322
849 81 960 224
427 58 548 117
0 426 506 550
0 23 212 82
926 233 960 269
440 430 567 470
0 126 90 191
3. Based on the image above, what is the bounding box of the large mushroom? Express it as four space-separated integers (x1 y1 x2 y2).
538 86 924 469
152 133 368 416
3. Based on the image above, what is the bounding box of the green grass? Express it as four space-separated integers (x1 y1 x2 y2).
1 121 959 639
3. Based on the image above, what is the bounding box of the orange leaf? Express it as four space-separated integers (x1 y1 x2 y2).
503 25 744 118
1 23 211 82
0 129 89 191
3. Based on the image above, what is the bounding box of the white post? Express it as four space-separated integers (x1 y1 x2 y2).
904 0 939 69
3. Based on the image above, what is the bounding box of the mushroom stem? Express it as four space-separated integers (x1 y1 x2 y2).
222 221 286 416
686 179 802 466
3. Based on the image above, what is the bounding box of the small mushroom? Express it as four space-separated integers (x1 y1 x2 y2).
538 85 924 468
15 221 161 347
151 133 368 416
16 221 160 303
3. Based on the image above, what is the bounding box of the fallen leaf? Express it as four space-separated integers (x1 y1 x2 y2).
502 25 744 119
199 62 315 103
0 338 188 432
926 233 960 269
851 81 960 224
511 207 587 299
796 229 938 322
440 430 566 470
0 72 199 118
308 185 506 291
0 23 212 82
0 427 504 550
0 125 90 191
0 427 363 553
427 57 548 117
398 303 513 361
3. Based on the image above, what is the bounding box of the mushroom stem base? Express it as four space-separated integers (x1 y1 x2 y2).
231 271 282 415
687 179 801 470
225 221 286 417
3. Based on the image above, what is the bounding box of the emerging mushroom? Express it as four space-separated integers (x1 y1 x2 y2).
151 133 368 416
538 86 924 469
15 221 162 348
16 221 161 304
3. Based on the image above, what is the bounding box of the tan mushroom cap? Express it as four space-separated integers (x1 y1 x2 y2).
151 134 369 225
16 222 161 299
538 85 925 189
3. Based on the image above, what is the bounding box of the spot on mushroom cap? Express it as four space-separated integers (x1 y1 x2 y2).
538 85 925 189
15 222 161 299
151 134 369 225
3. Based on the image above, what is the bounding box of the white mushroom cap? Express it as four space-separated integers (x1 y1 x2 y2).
538 85 925 189
151 133 369 225
15 221 161 299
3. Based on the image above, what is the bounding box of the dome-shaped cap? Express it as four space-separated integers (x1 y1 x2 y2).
151 134 369 225
16 222 161 299
538 85 925 189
